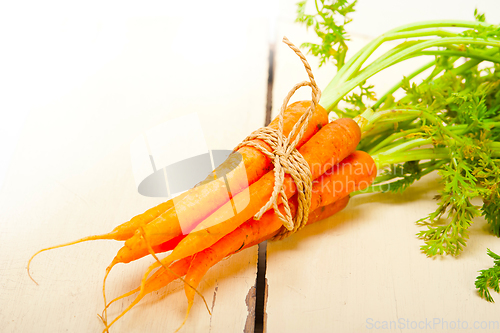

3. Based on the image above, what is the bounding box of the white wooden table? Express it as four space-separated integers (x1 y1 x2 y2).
1 1 500 332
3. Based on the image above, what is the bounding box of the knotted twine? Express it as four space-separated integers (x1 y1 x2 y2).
234 37 321 240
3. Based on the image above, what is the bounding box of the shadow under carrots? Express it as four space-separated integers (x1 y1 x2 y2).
266 172 444 253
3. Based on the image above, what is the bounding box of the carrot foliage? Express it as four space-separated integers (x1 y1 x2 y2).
476 249 500 303
296 0 356 69
297 2 500 302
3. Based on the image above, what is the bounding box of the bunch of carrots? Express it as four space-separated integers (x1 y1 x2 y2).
28 4 500 330
28 96 378 331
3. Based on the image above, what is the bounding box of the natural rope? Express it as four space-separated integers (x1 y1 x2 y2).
234 36 321 239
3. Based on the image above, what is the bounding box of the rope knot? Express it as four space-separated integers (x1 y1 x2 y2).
235 37 321 240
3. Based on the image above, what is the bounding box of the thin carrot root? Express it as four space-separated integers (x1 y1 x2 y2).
102 271 162 332
139 257 175 299
102 260 175 317
101 288 139 321
103 257 192 332
180 278 200 331
101 262 116 331
27 197 180 285
97 313 107 332
27 234 116 284
108 231 208 332
180 252 209 333
175 301 194 333
139 227 211 315
102 285 150 332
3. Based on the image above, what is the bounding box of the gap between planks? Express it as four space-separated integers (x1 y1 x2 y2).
252 41 275 333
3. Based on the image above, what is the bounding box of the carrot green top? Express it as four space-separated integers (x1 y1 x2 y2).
297 0 500 301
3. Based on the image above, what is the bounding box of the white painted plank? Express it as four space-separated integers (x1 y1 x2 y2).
266 1 500 332
0 2 272 332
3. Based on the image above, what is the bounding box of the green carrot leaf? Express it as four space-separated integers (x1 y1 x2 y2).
476 249 500 302
296 0 357 69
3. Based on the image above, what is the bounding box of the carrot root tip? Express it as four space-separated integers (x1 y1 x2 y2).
27 268 39 286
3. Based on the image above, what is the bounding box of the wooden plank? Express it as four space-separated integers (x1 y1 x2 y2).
0 6 271 333
265 1 500 332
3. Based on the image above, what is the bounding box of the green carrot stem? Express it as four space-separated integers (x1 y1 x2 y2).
373 47 499 111
417 50 500 63
321 38 500 110
367 128 422 154
329 21 488 91
372 148 450 168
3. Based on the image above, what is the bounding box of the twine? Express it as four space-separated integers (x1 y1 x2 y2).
234 36 321 240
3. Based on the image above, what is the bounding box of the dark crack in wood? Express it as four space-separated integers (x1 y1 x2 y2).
254 241 268 333
264 44 275 126
208 285 218 333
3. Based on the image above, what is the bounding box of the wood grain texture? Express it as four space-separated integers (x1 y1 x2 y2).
265 1 500 332
0 7 270 333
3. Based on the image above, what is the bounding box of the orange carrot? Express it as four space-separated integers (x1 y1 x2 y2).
308 150 376 209
142 117 361 272
151 234 186 253
112 101 328 265
298 195 352 231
